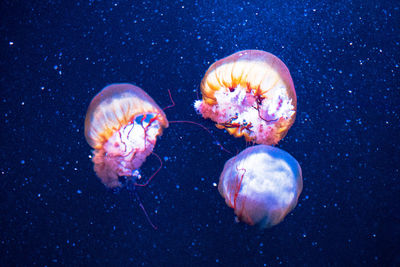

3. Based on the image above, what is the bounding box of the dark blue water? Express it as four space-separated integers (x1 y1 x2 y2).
1 0 399 265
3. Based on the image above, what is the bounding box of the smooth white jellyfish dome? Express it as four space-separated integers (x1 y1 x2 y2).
218 145 302 228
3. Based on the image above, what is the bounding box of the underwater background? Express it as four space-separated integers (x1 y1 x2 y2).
1 0 399 266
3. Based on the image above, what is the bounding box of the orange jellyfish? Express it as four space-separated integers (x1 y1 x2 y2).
84 83 168 188
218 145 302 228
194 50 297 145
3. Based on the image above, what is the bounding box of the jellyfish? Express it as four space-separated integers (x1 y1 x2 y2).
194 50 297 145
218 145 302 228
84 83 168 188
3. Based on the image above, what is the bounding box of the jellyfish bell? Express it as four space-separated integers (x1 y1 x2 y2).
218 145 302 229
84 83 168 188
194 50 296 145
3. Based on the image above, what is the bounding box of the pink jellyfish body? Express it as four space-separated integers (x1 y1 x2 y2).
84 83 168 188
194 50 297 145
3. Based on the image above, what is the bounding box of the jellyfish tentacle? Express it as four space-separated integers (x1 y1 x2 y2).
126 180 158 230
134 152 162 187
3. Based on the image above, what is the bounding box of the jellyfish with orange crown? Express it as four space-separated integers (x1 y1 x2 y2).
194 50 297 145
84 83 168 188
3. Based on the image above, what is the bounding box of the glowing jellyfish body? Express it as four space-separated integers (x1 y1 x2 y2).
194 50 297 145
84 83 168 188
218 145 302 228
